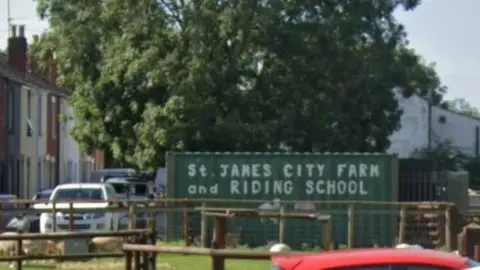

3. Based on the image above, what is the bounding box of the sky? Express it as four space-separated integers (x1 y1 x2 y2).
0 0 478 107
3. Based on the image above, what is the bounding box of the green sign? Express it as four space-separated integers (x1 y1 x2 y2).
167 152 398 248
180 157 387 200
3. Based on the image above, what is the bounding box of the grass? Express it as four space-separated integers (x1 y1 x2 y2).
0 254 272 270
0 241 273 270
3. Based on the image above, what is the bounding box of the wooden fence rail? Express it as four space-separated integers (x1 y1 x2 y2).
0 199 460 250
0 230 153 270
122 244 312 270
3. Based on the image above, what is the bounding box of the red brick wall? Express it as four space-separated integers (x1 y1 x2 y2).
7 33 27 74
46 93 59 158
88 149 105 170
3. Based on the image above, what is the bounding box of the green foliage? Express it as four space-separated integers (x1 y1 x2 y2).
465 157 480 189
32 0 445 170
441 98 480 119
413 139 480 176
412 140 458 170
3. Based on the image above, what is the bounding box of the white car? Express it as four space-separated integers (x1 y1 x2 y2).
39 183 120 233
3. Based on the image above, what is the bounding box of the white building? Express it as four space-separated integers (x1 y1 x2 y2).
61 103 82 183
388 92 480 158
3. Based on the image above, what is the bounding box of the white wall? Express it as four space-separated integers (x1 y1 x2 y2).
388 93 429 158
19 86 38 198
64 103 81 183
388 92 480 158
431 106 480 156
37 91 47 190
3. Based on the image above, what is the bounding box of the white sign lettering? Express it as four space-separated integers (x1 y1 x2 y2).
283 164 324 178
185 162 380 196
230 180 293 195
219 164 272 178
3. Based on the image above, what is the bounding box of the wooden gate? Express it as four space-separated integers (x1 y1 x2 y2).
398 159 448 248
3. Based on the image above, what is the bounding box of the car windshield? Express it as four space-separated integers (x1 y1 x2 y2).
53 188 104 201
111 183 147 196
90 169 136 182
36 191 52 200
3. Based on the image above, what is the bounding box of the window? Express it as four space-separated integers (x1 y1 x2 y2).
110 182 147 196
7 89 13 132
72 163 77 183
38 94 43 136
37 160 42 189
105 185 118 198
53 188 105 201
26 157 31 194
35 190 52 200
50 162 56 187
27 90 32 119
51 95 56 139
20 156 25 187
67 160 73 182
26 119 33 137
26 157 31 181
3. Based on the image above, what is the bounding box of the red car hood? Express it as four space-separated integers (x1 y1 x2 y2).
272 255 304 270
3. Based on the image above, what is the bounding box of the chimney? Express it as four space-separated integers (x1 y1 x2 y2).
7 25 27 74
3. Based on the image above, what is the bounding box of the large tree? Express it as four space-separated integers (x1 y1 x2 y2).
32 0 445 170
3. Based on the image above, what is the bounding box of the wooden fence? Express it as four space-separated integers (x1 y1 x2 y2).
171 199 459 250
2 230 154 270
0 199 460 248
0 200 159 270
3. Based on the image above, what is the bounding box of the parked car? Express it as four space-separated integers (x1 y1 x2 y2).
94 170 155 230
28 189 53 232
89 168 136 183
272 248 479 270
0 194 17 231
39 183 120 233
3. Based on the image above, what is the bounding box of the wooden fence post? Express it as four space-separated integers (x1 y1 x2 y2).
69 202 74 231
278 203 285 244
52 199 57 232
142 231 149 270
347 204 355 249
398 205 406 244
445 204 452 251
211 217 227 270
128 202 136 230
124 201 133 270
147 216 157 270
183 199 189 246
200 202 207 247
322 218 332 251
125 247 132 270
15 230 23 270
134 249 141 270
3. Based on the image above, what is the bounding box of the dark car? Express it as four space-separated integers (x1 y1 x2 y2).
29 189 53 232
